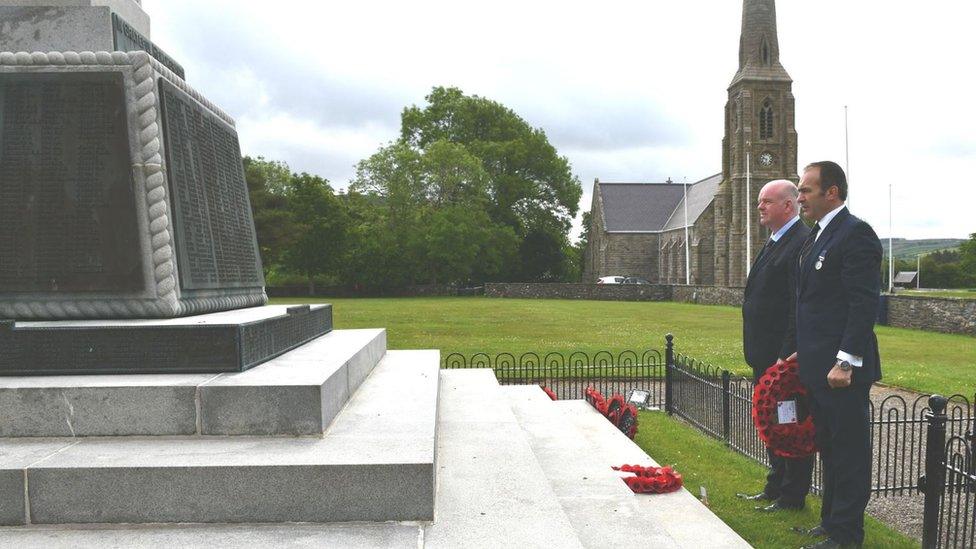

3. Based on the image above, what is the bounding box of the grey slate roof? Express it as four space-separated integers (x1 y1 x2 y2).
662 173 723 231
599 183 685 232
598 173 722 233
893 271 918 284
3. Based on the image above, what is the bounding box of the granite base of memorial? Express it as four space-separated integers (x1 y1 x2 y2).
0 304 332 375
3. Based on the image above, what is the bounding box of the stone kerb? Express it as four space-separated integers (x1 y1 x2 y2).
0 51 266 319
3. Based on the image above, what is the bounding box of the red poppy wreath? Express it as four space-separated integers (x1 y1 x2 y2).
751 357 817 458
613 464 683 494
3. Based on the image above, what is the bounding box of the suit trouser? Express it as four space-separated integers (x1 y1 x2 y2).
809 383 873 545
763 448 814 505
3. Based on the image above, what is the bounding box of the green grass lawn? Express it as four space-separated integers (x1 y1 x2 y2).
634 411 917 548
270 297 976 396
898 288 976 300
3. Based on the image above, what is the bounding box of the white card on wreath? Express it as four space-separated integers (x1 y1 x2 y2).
777 400 798 424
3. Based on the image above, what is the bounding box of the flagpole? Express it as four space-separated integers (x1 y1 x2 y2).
684 177 690 285
845 105 851 209
746 146 752 277
888 184 894 293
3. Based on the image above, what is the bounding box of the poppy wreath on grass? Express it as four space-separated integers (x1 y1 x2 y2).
612 464 683 494
752 357 817 458
541 386 558 401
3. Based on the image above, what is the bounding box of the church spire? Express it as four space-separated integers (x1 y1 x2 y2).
732 0 791 85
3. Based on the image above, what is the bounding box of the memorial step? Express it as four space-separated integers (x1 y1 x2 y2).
0 349 440 526
0 328 385 437
0 305 333 376
0 521 422 549
502 385 680 547
553 400 751 548
424 370 583 549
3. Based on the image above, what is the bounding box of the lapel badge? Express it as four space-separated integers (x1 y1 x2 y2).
815 254 825 271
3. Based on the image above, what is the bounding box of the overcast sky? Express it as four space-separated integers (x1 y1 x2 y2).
143 0 976 241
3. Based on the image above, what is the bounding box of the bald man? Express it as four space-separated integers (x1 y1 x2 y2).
737 179 814 512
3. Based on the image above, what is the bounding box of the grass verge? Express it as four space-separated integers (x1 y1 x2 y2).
634 411 917 549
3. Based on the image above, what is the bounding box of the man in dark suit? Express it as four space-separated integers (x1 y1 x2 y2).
737 179 814 512
789 161 883 549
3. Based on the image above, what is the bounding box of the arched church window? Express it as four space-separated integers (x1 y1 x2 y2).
760 100 774 140
761 37 771 65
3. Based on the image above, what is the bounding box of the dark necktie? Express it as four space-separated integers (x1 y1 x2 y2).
799 223 821 265
755 238 775 264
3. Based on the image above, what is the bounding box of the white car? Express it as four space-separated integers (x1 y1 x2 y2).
596 276 625 284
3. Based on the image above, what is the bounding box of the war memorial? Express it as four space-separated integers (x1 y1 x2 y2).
0 1 749 546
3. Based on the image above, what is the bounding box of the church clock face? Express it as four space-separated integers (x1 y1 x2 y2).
759 151 774 167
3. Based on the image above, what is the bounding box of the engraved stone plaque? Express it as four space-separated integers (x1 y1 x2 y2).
112 13 185 79
159 78 263 291
0 51 267 320
0 71 142 293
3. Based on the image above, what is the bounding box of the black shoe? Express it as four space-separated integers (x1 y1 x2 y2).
791 525 828 538
756 500 805 512
800 538 862 549
737 491 777 501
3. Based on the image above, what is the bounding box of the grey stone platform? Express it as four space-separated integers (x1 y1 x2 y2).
0 366 750 547
0 326 380 437
0 348 439 525
0 305 333 376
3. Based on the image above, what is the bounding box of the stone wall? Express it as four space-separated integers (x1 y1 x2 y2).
484 283 744 307
671 285 745 307
268 284 475 298
885 295 976 336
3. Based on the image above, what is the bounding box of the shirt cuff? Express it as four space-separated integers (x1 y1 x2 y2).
837 351 863 367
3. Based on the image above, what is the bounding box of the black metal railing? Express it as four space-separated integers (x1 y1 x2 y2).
443 349 664 404
920 395 976 548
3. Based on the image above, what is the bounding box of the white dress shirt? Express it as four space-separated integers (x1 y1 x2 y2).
813 205 863 367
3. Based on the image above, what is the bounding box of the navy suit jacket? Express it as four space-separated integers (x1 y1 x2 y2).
742 220 810 378
793 208 883 390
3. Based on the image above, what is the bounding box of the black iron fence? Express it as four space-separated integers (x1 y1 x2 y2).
443 333 975 547
919 396 976 548
444 349 664 405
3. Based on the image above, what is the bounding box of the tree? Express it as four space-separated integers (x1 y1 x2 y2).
244 156 297 271
280 174 351 294
959 233 976 275
399 87 583 280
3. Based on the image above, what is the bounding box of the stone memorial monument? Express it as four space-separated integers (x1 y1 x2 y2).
0 0 332 374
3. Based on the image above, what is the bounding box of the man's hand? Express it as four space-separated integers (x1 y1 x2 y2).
827 364 853 388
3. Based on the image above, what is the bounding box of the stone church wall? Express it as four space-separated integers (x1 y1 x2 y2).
601 233 661 282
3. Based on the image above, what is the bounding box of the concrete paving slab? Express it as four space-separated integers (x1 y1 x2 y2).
503 385 678 547
424 370 582 549
12 350 438 524
200 329 386 435
555 400 751 549
0 522 421 548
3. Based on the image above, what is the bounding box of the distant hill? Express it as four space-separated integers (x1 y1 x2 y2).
884 238 965 260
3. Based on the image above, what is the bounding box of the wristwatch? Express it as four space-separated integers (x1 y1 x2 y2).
836 360 853 372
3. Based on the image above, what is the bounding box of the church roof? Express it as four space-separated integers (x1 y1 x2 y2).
598 182 685 232
662 173 723 231
597 173 721 233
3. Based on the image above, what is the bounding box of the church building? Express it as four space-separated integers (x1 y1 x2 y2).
583 0 798 287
